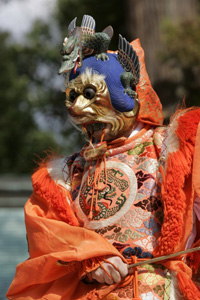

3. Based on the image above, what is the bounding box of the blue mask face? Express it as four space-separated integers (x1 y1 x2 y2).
69 53 136 112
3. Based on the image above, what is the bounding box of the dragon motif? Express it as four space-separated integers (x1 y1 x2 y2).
58 15 113 75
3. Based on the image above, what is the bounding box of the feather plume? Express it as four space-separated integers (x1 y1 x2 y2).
67 17 77 36
81 14 95 35
117 34 140 85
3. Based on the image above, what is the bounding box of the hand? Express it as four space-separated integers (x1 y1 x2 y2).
91 256 128 285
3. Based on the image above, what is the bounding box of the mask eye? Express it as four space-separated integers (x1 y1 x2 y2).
83 87 96 100
69 90 79 102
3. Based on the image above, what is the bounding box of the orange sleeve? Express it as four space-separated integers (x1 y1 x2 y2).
193 123 200 198
6 164 123 300
193 123 200 242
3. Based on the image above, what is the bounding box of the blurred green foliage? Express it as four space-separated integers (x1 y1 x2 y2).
0 31 57 173
56 0 126 50
0 20 86 173
159 17 200 107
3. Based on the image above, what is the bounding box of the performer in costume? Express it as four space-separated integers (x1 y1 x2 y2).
7 15 200 300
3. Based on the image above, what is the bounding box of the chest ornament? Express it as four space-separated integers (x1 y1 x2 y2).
74 161 138 229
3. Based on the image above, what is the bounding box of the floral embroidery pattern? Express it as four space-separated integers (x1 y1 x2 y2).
136 170 154 189
134 196 162 212
104 228 143 243
95 224 121 235
136 158 158 174
153 285 165 298
134 235 158 252
128 141 153 156
136 217 161 236
140 144 158 159
140 273 163 286
117 284 133 299
119 207 151 228
138 264 168 300
125 156 147 168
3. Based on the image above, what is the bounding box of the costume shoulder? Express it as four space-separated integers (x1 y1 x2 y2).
166 107 200 160
154 107 200 256
31 155 80 226
164 107 200 190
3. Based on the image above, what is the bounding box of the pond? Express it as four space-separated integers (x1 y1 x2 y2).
0 208 28 300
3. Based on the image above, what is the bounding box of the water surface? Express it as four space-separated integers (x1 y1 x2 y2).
0 208 28 300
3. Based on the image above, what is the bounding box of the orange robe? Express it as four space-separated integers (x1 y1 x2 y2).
7 165 128 300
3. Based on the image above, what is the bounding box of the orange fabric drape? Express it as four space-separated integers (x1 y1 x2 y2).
193 123 200 198
6 167 125 300
131 39 163 127
109 39 164 127
154 108 200 256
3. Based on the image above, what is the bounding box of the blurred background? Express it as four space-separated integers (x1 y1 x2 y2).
0 0 200 298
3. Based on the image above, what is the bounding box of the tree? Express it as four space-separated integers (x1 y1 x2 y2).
161 17 200 107
56 0 127 50
125 0 198 82
124 0 200 117
0 31 58 173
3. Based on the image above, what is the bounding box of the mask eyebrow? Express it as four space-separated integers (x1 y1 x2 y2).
68 68 106 92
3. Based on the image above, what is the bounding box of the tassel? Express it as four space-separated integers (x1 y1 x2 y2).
187 249 200 274
87 130 107 220
131 256 141 300
177 272 200 300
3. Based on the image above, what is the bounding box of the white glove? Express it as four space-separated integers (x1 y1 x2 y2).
91 256 128 285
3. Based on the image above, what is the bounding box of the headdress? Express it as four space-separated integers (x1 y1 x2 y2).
59 15 163 126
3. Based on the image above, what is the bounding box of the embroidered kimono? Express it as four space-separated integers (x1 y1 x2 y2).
64 124 170 300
